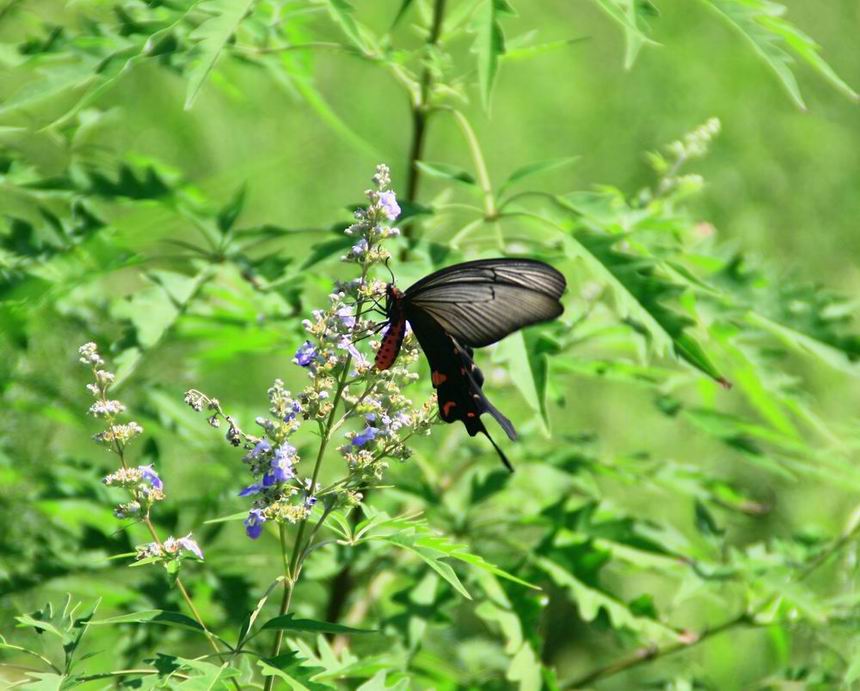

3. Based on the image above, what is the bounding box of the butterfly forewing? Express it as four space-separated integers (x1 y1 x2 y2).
404 258 566 348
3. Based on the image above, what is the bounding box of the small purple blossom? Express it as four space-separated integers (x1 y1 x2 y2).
139 465 163 490
294 341 318 367
265 444 296 485
351 238 369 257
245 508 266 539
337 335 368 367
336 306 356 329
305 496 318 508
244 439 271 462
177 534 204 560
239 482 262 497
352 426 379 447
284 400 302 423
379 191 400 221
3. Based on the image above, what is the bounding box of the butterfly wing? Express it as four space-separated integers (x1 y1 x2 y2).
406 304 516 471
404 258 566 348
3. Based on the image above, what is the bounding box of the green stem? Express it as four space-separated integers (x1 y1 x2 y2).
563 509 860 689
403 0 447 248
449 109 496 218
562 613 754 689
262 270 371 689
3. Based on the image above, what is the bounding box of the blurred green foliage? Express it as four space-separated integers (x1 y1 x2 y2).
1 0 860 688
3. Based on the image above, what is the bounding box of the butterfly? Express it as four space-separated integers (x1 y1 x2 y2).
373 258 566 470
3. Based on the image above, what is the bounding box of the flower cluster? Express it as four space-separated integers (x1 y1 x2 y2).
80 342 202 562
646 117 721 197
343 164 401 264
103 465 164 518
136 533 204 562
186 164 436 539
185 382 313 539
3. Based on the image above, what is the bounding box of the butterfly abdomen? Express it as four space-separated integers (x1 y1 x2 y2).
374 318 406 370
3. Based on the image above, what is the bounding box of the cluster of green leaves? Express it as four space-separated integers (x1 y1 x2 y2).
2 0 859 689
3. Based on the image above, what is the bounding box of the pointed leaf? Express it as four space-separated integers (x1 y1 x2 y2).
184 0 256 109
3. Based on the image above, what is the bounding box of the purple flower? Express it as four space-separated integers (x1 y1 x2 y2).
284 401 302 423
244 439 271 462
244 508 266 539
352 426 379 447
139 465 163 490
337 335 368 367
294 341 317 367
365 413 377 423
239 482 262 497
177 533 204 560
266 444 296 484
379 191 400 221
305 496 318 508
336 306 356 329
351 238 368 257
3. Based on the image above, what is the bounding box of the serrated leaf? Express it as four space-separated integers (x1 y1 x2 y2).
88 609 205 633
323 0 371 52
184 0 256 109
473 0 516 110
534 556 679 640
260 614 376 635
561 229 726 384
701 0 858 109
589 0 658 68
414 161 476 185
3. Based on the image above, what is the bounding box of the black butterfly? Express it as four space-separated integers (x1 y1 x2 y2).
374 258 566 470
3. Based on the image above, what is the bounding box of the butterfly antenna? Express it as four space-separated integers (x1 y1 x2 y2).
384 257 395 284
481 427 514 473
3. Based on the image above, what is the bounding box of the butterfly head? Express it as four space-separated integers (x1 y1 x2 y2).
384 283 404 317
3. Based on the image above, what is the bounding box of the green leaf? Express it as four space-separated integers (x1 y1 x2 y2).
701 0 858 109
300 235 354 270
473 0 516 110
589 0 658 68
561 229 727 384
203 511 249 524
184 0 256 109
498 156 579 194
217 184 247 234
88 610 206 633
17 673 66 690
322 0 371 52
534 556 679 640
260 614 376 635
494 330 549 433
501 37 588 63
414 161 476 186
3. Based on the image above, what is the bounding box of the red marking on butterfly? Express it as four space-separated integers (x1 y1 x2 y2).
442 401 457 417
431 371 448 386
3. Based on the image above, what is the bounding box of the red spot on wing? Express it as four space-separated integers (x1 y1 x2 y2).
442 401 457 417
431 371 448 386
374 319 405 371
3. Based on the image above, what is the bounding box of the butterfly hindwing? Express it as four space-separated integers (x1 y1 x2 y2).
406 305 516 470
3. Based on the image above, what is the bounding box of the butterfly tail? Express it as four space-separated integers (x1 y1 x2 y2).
479 424 514 473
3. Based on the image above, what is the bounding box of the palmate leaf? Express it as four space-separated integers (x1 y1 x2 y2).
561 229 727 384
184 0 256 109
533 556 680 641
355 511 538 599
700 0 858 109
